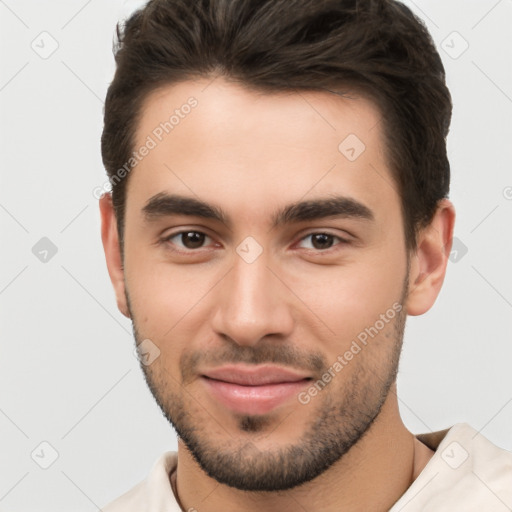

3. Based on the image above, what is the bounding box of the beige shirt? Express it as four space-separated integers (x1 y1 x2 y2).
103 423 512 511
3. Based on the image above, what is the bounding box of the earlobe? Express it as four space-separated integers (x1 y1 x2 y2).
405 199 456 316
99 193 131 319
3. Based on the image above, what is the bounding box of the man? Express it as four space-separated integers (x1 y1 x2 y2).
99 0 512 510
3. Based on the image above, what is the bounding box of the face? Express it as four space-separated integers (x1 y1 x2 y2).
120 78 411 491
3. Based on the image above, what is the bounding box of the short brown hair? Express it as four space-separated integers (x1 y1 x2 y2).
101 0 452 254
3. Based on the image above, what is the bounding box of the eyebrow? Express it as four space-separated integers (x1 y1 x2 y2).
142 192 374 229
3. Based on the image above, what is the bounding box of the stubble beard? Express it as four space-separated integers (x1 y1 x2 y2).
128 278 408 492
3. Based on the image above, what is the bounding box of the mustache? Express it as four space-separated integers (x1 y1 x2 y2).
131 318 328 383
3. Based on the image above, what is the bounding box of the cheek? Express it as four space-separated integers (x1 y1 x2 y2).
281 246 406 348
125 255 217 342
347 261 405 325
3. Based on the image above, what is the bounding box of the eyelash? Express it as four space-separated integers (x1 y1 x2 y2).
158 230 351 254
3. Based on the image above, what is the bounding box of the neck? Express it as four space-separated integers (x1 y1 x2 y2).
173 384 434 512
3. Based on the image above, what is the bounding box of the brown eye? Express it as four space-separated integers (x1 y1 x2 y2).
297 232 349 251
310 233 334 250
181 232 206 249
162 231 213 250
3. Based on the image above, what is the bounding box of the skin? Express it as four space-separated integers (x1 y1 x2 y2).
100 77 455 511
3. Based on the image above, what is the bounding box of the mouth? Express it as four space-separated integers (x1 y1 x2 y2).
200 364 313 415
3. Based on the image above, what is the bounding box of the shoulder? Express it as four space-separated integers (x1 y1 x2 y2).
391 423 512 511
102 451 179 512
443 422 512 474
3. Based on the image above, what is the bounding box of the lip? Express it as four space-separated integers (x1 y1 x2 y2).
201 364 312 415
202 364 311 385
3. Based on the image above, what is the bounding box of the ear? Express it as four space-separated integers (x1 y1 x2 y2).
405 199 456 316
99 193 131 319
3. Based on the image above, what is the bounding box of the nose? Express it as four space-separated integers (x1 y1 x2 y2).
210 251 294 347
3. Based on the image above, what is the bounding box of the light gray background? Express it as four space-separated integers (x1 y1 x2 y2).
0 1 511 510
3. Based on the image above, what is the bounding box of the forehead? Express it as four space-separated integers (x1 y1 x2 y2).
127 77 399 224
